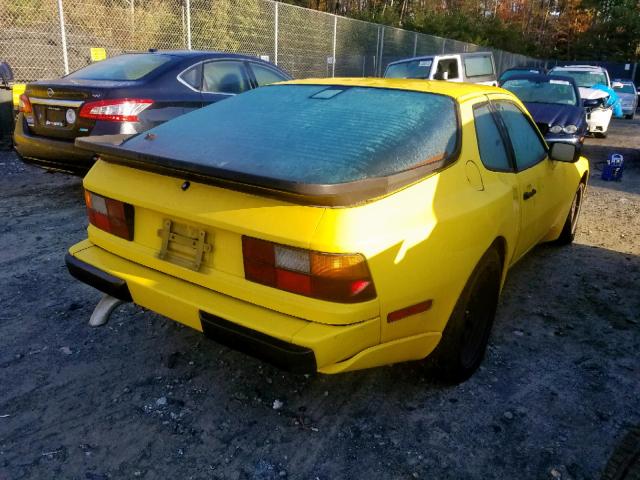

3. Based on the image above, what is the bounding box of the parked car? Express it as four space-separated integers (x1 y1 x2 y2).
13 50 291 174
548 65 613 137
65 78 589 382
384 52 497 86
498 66 545 85
501 74 587 148
612 79 638 119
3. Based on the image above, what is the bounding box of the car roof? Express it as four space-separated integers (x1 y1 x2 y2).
503 66 542 71
386 51 493 66
550 65 606 72
280 77 503 100
128 50 279 65
612 78 634 84
502 73 577 85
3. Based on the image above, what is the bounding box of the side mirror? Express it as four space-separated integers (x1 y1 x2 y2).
549 142 578 163
442 71 449 80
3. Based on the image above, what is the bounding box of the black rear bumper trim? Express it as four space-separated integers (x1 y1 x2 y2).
65 253 132 302
200 311 317 374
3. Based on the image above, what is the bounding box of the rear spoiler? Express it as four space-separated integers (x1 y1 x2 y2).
76 135 454 207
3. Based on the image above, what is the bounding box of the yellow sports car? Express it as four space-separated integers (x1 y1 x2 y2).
66 78 589 382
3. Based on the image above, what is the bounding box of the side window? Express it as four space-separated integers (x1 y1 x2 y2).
251 64 288 87
494 101 547 170
179 63 201 90
435 58 459 80
464 55 494 78
473 104 511 171
202 61 250 94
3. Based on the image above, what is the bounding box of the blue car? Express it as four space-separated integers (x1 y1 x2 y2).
13 50 291 174
501 74 588 148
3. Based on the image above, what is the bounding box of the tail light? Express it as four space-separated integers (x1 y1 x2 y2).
18 94 32 114
79 98 153 122
242 236 376 303
84 190 134 240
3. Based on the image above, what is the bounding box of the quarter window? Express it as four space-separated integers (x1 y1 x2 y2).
202 61 250 94
494 101 547 171
473 104 511 171
251 64 288 86
179 63 201 90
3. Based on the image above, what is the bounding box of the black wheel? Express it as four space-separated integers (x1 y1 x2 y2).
428 248 502 383
601 426 640 480
556 182 585 245
595 131 608 138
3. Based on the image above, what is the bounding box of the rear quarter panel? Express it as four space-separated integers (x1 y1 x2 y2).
310 94 520 343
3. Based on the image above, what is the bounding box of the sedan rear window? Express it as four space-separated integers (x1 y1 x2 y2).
66 54 173 81
118 84 459 185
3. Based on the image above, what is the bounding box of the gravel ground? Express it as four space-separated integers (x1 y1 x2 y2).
0 119 639 480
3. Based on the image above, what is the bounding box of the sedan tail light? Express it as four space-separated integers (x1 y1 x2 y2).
79 98 153 122
84 190 134 240
242 236 376 303
18 94 32 114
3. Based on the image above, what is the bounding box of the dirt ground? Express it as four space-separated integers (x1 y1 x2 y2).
1 118 639 480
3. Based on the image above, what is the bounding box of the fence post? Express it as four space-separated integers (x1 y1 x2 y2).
331 15 337 77
413 32 417 56
56 0 69 75
378 27 385 76
186 0 192 50
274 1 279 65
130 0 134 36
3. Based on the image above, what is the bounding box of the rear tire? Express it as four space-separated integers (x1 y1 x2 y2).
556 182 585 245
428 248 502 383
601 426 640 480
595 131 608 138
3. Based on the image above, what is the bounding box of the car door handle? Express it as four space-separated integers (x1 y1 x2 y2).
523 188 537 200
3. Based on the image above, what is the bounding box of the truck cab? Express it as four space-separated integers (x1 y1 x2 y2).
384 52 497 86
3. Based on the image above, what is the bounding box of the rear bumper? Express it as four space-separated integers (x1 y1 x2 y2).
13 114 95 174
65 240 437 374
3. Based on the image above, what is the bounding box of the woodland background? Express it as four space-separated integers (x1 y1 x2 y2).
282 0 640 61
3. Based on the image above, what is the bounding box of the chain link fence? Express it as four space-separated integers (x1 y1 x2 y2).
0 0 543 83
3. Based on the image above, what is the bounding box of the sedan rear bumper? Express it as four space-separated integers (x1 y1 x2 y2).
13 114 95 174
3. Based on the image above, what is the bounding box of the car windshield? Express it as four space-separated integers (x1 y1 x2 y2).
384 59 433 79
499 69 540 82
502 78 578 106
613 83 636 94
118 84 459 185
66 54 173 81
553 70 607 88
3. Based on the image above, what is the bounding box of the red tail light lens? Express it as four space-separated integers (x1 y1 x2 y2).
84 190 134 240
242 236 376 303
79 98 153 122
18 94 32 114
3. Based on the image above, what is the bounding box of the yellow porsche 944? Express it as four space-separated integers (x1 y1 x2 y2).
66 78 589 382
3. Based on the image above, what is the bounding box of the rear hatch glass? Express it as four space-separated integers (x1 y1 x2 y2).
90 84 458 202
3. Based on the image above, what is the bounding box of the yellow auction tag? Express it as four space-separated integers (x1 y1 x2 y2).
12 83 26 109
90 47 107 62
